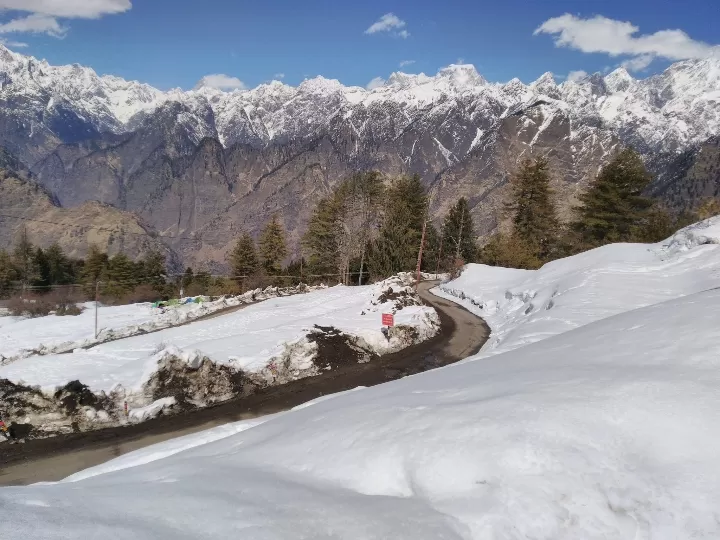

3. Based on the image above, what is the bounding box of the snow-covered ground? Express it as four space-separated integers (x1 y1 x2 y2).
0 275 438 431
0 285 318 364
3 280 719 538
3 220 720 538
435 217 720 358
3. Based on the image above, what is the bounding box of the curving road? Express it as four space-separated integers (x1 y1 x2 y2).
0 282 489 486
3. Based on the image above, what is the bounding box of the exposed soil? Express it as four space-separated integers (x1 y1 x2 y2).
0 282 490 485
310 325 379 370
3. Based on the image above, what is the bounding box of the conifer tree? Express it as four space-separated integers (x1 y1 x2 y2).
0 249 18 296
259 216 287 276
572 148 654 246
507 157 559 259
230 232 260 278
442 197 477 263
303 197 341 276
32 247 51 288
45 244 75 285
12 227 38 288
103 253 136 298
367 175 428 280
83 245 108 284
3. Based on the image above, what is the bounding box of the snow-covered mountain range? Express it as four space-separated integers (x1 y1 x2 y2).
0 44 718 268
2 44 718 156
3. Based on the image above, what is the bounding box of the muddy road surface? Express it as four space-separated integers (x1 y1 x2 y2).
0 282 489 486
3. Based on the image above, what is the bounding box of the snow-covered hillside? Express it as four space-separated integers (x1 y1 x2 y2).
0 275 438 435
1 44 718 154
436 217 720 358
3 224 720 538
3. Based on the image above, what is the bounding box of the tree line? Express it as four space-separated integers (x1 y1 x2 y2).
3 147 715 302
477 148 715 269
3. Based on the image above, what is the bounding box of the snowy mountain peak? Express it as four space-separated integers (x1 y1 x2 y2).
436 63 486 88
604 67 635 93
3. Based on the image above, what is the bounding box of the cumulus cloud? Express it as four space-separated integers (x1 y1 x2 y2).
566 70 588 82
0 14 66 37
196 74 247 91
399 60 415 67
365 13 409 38
0 0 131 39
0 0 131 18
535 14 720 72
366 76 386 90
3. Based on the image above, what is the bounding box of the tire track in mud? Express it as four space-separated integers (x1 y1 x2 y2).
0 282 489 485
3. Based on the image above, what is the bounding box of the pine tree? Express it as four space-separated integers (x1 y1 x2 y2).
303 197 341 276
477 234 543 270
45 244 75 285
442 197 477 263
230 232 260 279
259 217 288 276
138 250 166 288
572 148 654 246
0 249 18 296
507 157 559 259
367 175 428 280
83 245 108 284
32 247 51 288
103 253 136 298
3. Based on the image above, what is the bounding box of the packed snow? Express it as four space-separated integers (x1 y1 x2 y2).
436 216 720 358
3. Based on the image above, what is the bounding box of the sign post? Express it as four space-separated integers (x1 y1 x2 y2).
381 313 394 341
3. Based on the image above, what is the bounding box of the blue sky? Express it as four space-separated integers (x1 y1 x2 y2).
0 0 718 90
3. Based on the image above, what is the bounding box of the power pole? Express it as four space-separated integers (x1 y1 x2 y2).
415 220 428 290
455 205 465 260
94 280 100 338
435 232 444 277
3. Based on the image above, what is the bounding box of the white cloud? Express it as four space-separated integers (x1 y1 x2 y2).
365 13 409 38
566 70 588 82
0 38 28 48
196 74 247 91
366 76 385 90
535 14 720 71
273 73 285 80
0 0 131 39
0 0 131 18
0 13 66 37
620 54 654 72
399 59 415 67
456 57 465 65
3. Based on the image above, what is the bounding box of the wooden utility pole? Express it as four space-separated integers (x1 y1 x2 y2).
415 220 428 290
94 281 100 338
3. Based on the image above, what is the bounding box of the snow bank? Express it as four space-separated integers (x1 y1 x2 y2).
4 288 719 538
128 397 176 423
0 284 320 365
0 276 438 434
435 216 720 358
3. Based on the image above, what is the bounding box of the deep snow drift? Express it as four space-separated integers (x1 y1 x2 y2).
436 216 720 358
0 274 438 435
3 220 720 538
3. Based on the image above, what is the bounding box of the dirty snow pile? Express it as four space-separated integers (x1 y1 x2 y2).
0 275 438 432
436 216 720 358
4 262 720 537
0 284 318 365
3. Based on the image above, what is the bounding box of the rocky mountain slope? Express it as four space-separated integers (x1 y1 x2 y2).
0 44 718 268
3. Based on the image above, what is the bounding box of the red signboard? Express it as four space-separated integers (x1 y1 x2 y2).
382 313 394 327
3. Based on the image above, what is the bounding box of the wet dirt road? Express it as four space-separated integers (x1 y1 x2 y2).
0 282 489 486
